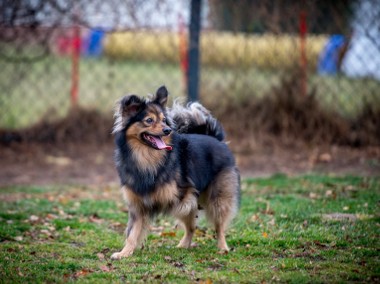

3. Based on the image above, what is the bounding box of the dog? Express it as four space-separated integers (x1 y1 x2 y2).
111 86 240 259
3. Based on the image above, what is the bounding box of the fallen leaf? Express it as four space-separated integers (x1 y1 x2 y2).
303 220 308 228
101 248 110 254
271 265 278 271
40 229 52 237
150 225 164 232
111 222 122 227
251 214 259 222
309 192 318 199
89 214 103 224
14 236 23 241
74 269 93 278
268 218 275 226
199 279 213 284
100 265 113 272
345 185 354 191
322 213 357 222
208 262 224 270
97 253 105 261
58 196 70 205
46 213 58 220
195 228 207 237
47 226 56 232
172 261 184 268
17 269 24 277
262 232 268 238
29 215 39 222
160 231 176 237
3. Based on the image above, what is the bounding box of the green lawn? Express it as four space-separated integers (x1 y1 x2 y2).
1 56 380 129
0 175 379 283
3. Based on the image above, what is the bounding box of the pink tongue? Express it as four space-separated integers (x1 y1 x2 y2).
151 136 172 151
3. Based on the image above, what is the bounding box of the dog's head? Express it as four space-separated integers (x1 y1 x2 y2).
113 86 173 151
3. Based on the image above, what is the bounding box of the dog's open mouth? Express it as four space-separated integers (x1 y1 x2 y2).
142 133 172 151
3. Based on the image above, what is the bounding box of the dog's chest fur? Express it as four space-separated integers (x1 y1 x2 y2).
122 182 197 217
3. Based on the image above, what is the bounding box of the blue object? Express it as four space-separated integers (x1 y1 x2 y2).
86 29 105 57
317 35 346 75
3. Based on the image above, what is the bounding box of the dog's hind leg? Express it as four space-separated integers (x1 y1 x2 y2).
204 167 240 252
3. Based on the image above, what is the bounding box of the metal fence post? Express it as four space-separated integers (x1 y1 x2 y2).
187 0 202 102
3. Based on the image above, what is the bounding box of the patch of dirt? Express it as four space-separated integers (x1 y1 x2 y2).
0 143 117 187
0 142 378 187
0 108 113 145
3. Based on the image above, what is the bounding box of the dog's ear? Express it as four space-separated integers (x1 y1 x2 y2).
120 95 144 118
154 86 168 108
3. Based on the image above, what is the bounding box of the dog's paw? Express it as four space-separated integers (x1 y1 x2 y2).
110 251 132 260
217 244 230 252
176 242 190 249
110 252 123 260
177 238 192 249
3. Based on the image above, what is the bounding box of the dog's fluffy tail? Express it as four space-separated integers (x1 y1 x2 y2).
169 101 225 141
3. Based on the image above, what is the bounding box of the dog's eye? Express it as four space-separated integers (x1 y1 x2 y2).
162 117 166 123
145 118 154 124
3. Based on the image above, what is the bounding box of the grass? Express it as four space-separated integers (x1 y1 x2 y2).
0 175 379 283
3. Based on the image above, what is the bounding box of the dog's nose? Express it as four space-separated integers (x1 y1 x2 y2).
163 127 172 135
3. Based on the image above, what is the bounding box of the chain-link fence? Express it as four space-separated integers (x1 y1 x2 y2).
0 0 379 144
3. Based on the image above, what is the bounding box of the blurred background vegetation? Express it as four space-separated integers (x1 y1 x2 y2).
0 0 379 147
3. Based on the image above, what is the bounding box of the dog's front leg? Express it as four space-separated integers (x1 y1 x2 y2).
111 212 147 260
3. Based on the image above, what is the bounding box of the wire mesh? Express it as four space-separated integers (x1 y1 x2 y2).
0 0 379 135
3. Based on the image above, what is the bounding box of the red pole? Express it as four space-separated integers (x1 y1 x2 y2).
71 12 80 108
299 10 307 97
178 13 188 93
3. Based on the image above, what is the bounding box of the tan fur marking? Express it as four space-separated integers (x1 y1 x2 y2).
150 181 178 207
172 188 198 218
124 106 172 173
123 182 180 212
122 186 143 211
125 123 170 173
200 167 240 251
